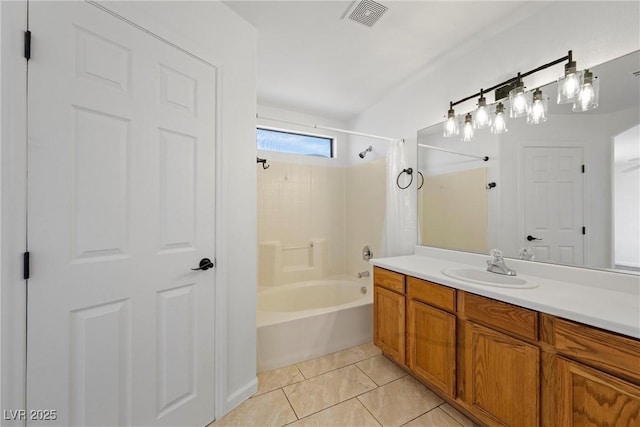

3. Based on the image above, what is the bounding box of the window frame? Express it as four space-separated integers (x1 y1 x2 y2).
256 125 336 158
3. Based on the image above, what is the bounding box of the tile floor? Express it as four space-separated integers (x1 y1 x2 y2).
211 343 479 427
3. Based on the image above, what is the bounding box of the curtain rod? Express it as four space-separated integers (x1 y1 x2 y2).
256 114 399 142
418 143 489 161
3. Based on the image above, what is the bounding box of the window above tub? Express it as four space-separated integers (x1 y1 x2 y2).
257 127 334 158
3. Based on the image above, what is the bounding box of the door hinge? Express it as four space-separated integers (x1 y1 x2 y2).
581 164 585 173
582 226 586 235
24 30 31 61
23 251 30 280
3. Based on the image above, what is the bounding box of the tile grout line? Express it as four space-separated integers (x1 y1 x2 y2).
437 403 470 427
280 387 302 425
294 353 372 380
354 395 384 427
280 351 380 424
353 365 408 427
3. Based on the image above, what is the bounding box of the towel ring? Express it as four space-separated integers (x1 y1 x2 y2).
396 168 414 190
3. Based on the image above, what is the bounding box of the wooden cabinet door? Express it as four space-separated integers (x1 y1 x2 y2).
407 299 456 397
556 357 640 426
374 285 405 365
464 322 540 427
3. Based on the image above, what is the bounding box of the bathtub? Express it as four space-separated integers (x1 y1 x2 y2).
257 278 373 372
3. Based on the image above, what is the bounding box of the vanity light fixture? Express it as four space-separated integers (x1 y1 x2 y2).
557 50 582 104
441 50 600 138
473 90 491 129
527 88 548 124
443 102 459 137
509 74 529 118
573 69 599 112
491 102 508 134
461 113 474 141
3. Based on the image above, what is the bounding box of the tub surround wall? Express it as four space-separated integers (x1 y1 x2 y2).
257 161 346 283
258 239 328 286
257 105 387 285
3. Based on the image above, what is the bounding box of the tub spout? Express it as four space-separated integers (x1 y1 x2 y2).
357 271 370 278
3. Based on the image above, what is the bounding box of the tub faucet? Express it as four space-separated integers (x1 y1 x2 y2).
357 271 370 278
486 249 516 276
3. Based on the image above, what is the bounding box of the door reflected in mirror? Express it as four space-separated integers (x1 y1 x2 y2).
417 50 640 274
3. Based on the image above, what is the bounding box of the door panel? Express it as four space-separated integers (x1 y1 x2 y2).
556 357 640 426
407 300 456 397
465 322 539 427
523 147 584 265
27 2 217 426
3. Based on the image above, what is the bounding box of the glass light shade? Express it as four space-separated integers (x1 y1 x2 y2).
527 88 548 124
443 107 459 137
557 62 582 104
509 81 528 118
461 113 474 142
491 103 508 134
473 96 491 129
572 69 599 112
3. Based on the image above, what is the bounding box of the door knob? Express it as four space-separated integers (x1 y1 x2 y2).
191 258 215 271
526 235 542 241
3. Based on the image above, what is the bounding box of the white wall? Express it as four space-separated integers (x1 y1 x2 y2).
1 0 257 419
351 1 640 266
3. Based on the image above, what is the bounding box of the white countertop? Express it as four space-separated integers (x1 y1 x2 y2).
370 249 640 339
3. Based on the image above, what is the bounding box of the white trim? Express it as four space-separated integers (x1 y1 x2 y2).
225 377 258 414
1 1 28 421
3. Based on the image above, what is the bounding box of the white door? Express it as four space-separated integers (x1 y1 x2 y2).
523 147 584 265
27 2 217 426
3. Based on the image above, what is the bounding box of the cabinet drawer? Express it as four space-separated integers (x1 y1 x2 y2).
407 277 455 312
461 292 538 341
374 267 405 294
555 318 640 382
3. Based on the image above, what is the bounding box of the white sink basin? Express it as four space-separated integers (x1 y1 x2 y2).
441 268 539 289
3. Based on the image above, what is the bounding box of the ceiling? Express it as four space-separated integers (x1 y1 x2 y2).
224 1 550 121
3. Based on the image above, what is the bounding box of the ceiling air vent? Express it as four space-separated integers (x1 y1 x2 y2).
348 0 388 27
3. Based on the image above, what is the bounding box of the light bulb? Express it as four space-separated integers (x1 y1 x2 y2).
560 73 580 98
462 113 474 142
509 78 528 118
443 105 459 137
573 69 599 112
473 94 491 129
491 103 508 134
578 84 595 108
527 88 547 124
557 53 582 104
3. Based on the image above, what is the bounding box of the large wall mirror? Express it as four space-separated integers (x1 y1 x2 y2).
417 50 639 274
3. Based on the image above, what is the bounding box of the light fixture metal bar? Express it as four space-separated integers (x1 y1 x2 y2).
450 51 572 108
256 114 398 142
418 143 489 161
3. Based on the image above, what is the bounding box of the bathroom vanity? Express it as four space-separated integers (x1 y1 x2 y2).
371 252 640 427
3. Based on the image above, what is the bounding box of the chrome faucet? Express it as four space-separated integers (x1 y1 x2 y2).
486 249 516 276
357 271 370 278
